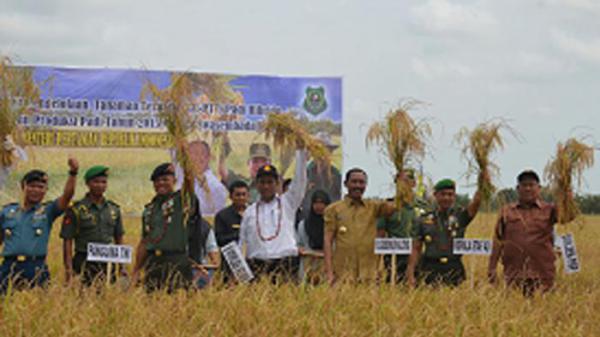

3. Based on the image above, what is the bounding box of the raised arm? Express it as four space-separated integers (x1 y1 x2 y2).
57 157 79 211
283 147 308 210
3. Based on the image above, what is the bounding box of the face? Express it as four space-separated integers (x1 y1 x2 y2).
231 187 249 208
87 176 108 197
397 171 416 188
153 175 176 196
23 181 48 204
312 199 327 215
248 156 269 178
256 175 278 200
517 179 540 204
345 172 367 200
434 189 456 210
189 142 210 173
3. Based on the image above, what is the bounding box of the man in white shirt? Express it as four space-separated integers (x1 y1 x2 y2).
174 140 228 217
240 142 307 283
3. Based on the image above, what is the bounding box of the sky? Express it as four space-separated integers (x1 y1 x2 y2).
1 0 599 197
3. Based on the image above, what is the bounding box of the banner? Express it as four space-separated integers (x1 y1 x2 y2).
2 66 343 214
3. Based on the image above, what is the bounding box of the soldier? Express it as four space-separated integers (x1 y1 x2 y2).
219 143 271 203
406 178 485 287
376 169 430 284
0 158 79 294
131 163 197 293
61 165 126 286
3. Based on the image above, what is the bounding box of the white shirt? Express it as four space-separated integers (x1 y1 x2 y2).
240 150 307 260
174 166 228 217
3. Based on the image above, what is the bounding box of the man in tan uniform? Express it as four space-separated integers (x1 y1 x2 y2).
323 168 394 284
488 170 573 296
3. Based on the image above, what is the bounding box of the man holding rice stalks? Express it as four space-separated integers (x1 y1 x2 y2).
239 140 307 284
488 170 575 296
406 177 485 287
0 158 79 294
324 168 396 285
131 163 198 293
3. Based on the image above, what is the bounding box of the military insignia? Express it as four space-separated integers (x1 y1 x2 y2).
440 257 448 264
110 209 117 221
339 226 348 234
35 228 43 236
303 86 328 116
449 215 457 226
35 205 46 215
451 230 457 237
4 228 12 237
425 235 432 242
144 225 150 233
232 224 241 229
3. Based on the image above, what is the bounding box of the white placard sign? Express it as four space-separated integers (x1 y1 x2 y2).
560 233 581 274
453 239 492 255
221 242 254 283
374 238 412 255
87 243 133 264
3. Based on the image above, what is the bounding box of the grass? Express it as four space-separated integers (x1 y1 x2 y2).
1 214 599 336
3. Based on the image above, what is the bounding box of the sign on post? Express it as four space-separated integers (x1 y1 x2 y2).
374 238 412 255
560 233 581 274
221 242 254 283
87 243 133 264
453 239 492 255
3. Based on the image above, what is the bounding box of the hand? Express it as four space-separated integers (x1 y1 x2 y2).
488 271 497 285
129 272 140 290
68 157 79 172
408 274 416 288
295 137 306 150
327 271 336 286
3 135 15 151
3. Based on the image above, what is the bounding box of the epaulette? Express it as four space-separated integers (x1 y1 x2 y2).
107 200 121 208
2 202 19 210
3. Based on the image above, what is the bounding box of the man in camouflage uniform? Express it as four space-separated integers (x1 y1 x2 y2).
61 165 125 286
407 177 485 287
377 169 430 283
131 163 197 293
220 143 271 203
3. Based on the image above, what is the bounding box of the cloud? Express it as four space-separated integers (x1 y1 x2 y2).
545 0 600 12
553 30 600 65
410 0 496 35
411 58 474 80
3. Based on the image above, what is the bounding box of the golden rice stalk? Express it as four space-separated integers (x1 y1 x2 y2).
545 138 595 224
365 100 431 208
0 56 40 168
261 111 331 171
455 120 516 206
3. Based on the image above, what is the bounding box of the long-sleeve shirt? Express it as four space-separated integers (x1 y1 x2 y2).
174 165 228 217
240 150 307 260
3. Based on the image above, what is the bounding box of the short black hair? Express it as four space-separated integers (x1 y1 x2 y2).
21 169 48 188
344 168 367 183
228 180 249 194
282 178 292 190
517 170 540 183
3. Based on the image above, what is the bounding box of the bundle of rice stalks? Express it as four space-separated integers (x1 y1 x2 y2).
365 100 431 208
0 56 40 168
262 112 331 171
455 120 517 206
545 138 595 224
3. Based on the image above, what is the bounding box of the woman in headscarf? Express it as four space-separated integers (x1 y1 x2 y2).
297 190 331 284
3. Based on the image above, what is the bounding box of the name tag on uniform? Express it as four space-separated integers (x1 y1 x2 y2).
221 242 254 283
453 239 492 255
559 233 580 274
87 243 133 264
374 238 412 255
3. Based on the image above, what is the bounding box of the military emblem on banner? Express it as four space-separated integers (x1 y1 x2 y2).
303 86 328 116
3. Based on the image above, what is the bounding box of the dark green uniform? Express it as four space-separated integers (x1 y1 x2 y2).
377 198 429 283
61 195 124 286
413 206 473 286
141 191 194 292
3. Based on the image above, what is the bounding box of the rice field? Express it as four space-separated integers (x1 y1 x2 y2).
1 213 599 336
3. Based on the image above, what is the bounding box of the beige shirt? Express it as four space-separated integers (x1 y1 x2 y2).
324 196 387 282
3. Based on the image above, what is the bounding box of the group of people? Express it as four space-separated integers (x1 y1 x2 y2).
0 138 571 297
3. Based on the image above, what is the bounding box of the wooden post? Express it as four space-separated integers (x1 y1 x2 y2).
391 254 397 284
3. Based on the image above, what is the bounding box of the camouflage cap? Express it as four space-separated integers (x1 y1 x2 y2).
249 143 271 160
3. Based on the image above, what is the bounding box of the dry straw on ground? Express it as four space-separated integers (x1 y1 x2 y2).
0 56 40 168
545 138 595 224
366 100 431 208
455 120 517 206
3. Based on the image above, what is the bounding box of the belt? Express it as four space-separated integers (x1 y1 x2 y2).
3 255 47 262
423 256 461 264
148 250 186 257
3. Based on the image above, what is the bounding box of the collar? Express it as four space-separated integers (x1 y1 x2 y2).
82 193 106 209
343 195 365 207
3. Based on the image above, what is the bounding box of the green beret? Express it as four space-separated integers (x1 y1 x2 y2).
84 165 109 182
434 178 456 192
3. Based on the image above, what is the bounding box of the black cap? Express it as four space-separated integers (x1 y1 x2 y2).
517 170 540 183
21 169 48 186
256 164 279 180
150 163 175 181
